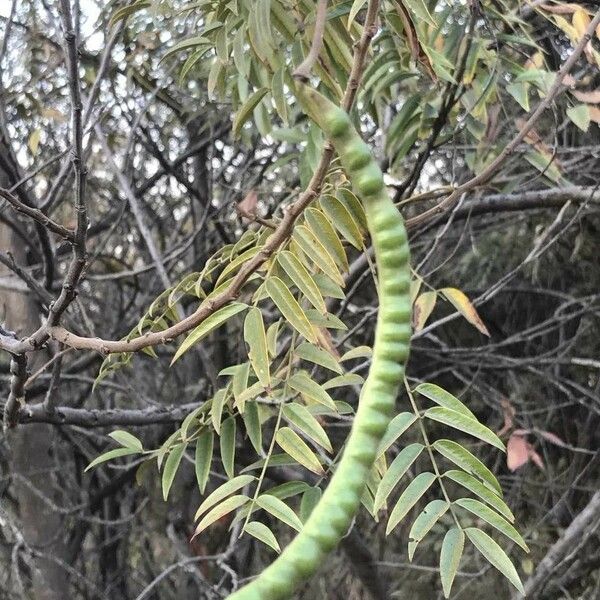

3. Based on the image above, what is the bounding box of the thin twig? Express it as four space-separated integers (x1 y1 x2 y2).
293 0 328 81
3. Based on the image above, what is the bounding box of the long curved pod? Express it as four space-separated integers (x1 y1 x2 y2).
228 86 412 600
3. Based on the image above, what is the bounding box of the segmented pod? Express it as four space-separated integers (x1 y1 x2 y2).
228 86 411 600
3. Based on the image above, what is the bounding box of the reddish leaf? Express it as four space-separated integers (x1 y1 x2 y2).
497 398 516 437
528 446 545 471
587 106 600 123
538 430 567 448
513 428 532 436
571 89 600 104
507 435 529 471
237 190 258 219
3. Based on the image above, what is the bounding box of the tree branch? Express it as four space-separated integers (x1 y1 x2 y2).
406 8 600 229
39 1 381 356
0 187 75 240
16 401 200 427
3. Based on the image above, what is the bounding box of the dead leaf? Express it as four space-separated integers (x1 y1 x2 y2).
539 3 579 15
440 287 490 336
393 0 436 81
315 327 340 359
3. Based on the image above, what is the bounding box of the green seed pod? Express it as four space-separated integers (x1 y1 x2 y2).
228 86 411 600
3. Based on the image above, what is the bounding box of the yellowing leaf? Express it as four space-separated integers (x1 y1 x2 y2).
440 288 489 336
265 277 317 343
572 8 590 39
193 495 249 538
28 129 41 155
277 250 326 314
413 291 437 332
275 427 324 475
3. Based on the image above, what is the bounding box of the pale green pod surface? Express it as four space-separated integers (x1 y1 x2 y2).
228 86 411 600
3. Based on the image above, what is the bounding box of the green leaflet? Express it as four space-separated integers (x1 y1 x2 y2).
232 88 270 137
322 373 364 389
304 207 349 271
295 342 343 374
320 193 364 249
433 439 502 495
408 500 449 561
85 447 139 472
256 494 304 532
454 498 528 551
377 412 418 458
194 495 249 538
300 486 322 523
415 383 476 419
109 430 143 452
340 345 372 361
440 527 465 598
293 225 345 286
283 403 333 453
277 250 326 314
244 521 281 553
386 472 436 535
465 528 525 594
162 443 187 501
374 443 424 513
288 371 337 410
444 470 514 522
220 416 237 479
232 363 251 411
171 303 248 364
425 407 505 451
242 401 263 454
195 430 214 494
